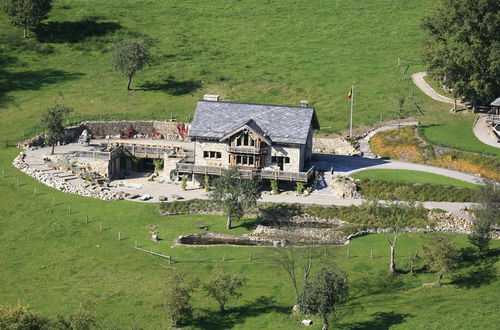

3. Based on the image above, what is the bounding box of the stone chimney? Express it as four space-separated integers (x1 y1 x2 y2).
300 100 309 108
203 94 220 101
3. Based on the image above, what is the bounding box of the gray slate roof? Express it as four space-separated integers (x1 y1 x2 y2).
491 97 500 106
189 101 319 144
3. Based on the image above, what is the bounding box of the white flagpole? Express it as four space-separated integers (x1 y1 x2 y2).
349 85 354 138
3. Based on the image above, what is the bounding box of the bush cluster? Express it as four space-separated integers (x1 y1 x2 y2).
356 179 478 202
159 201 429 228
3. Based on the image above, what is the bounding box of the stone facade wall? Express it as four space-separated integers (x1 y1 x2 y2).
194 140 229 167
264 144 302 172
48 154 110 177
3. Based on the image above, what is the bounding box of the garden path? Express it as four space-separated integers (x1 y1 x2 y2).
472 115 500 148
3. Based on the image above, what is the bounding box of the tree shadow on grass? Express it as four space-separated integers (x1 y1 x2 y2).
341 312 412 330
35 17 122 43
451 260 497 289
232 218 260 230
350 274 408 299
190 296 290 329
138 78 201 95
1 69 83 94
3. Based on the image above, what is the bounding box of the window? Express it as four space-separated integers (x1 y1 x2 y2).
235 155 255 166
272 156 290 164
235 132 255 147
204 150 221 159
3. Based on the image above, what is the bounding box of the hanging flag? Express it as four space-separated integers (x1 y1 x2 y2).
347 89 352 99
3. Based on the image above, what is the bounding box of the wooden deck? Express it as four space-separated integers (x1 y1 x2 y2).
176 162 315 182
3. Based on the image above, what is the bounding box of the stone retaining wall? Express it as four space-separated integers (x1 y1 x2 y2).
81 120 190 140
18 120 190 149
12 154 124 200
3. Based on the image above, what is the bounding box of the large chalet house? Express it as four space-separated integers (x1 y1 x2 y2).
176 97 320 182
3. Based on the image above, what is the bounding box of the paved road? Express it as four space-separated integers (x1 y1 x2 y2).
412 71 465 106
313 154 479 184
472 115 500 148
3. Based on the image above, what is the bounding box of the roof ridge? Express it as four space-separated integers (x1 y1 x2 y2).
198 100 314 110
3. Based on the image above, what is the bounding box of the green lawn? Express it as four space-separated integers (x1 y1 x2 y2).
1 147 499 329
421 117 500 157
1 0 442 142
351 169 478 189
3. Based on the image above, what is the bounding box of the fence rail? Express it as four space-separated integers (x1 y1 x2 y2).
176 163 314 182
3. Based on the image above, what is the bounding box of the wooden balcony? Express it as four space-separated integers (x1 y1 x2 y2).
176 162 315 182
227 146 268 155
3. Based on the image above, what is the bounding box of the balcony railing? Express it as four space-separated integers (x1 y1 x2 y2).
176 163 315 182
227 146 268 155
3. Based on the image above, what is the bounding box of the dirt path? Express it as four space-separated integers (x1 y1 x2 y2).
412 71 465 106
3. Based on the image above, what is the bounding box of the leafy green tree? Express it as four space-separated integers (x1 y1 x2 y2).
209 167 260 230
423 235 459 286
40 104 72 155
0 303 51 329
421 0 500 106
203 266 247 314
469 178 500 254
54 300 99 330
1 0 53 38
111 41 151 91
155 270 199 328
298 267 349 330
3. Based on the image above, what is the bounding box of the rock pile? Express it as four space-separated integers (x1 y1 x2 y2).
428 211 473 234
248 225 347 245
313 137 360 155
12 154 124 201
331 176 361 199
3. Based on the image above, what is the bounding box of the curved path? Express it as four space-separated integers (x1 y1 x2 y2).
412 71 465 105
472 115 500 148
413 71 499 148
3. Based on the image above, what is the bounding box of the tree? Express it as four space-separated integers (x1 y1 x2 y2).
111 41 150 91
54 300 99 330
155 270 199 327
369 201 427 275
421 0 500 106
266 245 320 305
203 266 247 314
2 0 53 38
40 104 72 155
0 303 51 329
298 267 349 330
468 178 500 254
423 235 459 286
209 167 260 230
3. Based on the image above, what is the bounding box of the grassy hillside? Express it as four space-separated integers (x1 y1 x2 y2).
0 0 440 141
0 147 499 328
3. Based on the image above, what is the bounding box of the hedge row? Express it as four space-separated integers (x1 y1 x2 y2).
356 179 478 202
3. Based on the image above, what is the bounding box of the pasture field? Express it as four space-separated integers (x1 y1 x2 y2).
351 169 478 189
0 0 496 156
0 0 442 140
0 1 499 328
0 147 499 329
